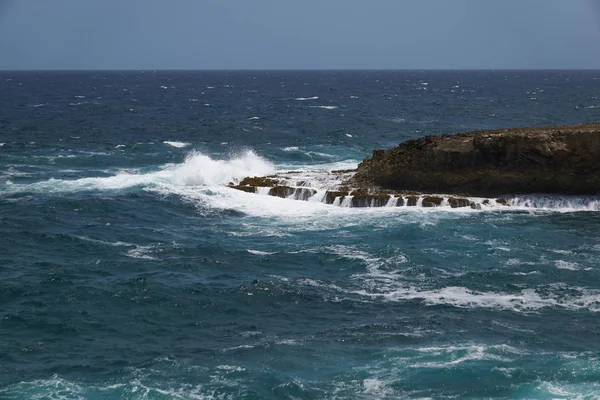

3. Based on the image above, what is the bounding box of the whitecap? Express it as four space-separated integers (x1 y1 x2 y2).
247 249 275 256
215 365 245 372
126 245 158 260
294 96 318 101
248 116 260 120
555 260 590 271
0 150 276 196
351 285 600 312
223 344 255 351
310 105 338 110
363 378 390 395
163 141 190 148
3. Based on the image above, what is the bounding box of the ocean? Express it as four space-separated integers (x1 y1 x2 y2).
1 70 600 399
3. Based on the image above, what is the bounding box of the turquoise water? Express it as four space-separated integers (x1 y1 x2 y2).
1 71 600 399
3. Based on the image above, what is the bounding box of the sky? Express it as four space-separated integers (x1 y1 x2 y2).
0 0 599 70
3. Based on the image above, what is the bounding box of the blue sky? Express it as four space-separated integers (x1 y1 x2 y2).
0 0 599 70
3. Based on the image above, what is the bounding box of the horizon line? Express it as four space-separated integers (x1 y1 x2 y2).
1 68 600 73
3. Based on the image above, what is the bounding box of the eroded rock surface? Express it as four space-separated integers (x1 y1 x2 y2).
350 123 600 196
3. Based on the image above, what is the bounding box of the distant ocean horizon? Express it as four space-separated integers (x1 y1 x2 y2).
1 70 600 399
3 68 600 72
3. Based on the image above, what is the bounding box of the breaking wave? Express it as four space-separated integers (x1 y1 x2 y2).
0 150 275 194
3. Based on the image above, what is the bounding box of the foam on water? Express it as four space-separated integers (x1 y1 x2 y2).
351 285 600 312
163 141 191 148
0 150 275 195
310 105 338 110
509 195 600 211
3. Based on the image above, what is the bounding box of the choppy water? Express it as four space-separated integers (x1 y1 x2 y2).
1 71 600 399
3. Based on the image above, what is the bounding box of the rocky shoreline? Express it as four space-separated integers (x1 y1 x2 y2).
350 123 600 196
229 171 511 209
229 123 600 209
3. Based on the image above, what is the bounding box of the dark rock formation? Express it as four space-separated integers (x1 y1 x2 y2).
349 189 390 207
292 188 317 201
325 191 348 204
269 186 296 198
350 123 600 196
405 196 418 206
449 197 471 208
422 196 444 207
239 176 278 187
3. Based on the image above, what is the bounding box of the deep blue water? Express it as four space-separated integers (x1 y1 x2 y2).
1 70 600 399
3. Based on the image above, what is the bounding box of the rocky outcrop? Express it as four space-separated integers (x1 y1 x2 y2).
350 123 600 196
227 177 518 209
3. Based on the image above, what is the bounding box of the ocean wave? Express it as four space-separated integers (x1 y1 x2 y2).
126 245 159 260
294 96 318 101
0 375 232 400
163 141 190 148
309 105 338 110
279 147 337 159
247 249 276 256
0 150 275 195
351 285 600 312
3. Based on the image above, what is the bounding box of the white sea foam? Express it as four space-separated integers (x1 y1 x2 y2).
215 365 245 372
0 150 275 195
294 96 318 101
248 116 260 120
351 285 600 312
508 195 600 211
555 260 590 271
126 245 158 260
163 141 190 148
247 249 275 256
362 378 391 396
0 375 228 400
310 105 338 110
408 344 522 369
531 381 600 399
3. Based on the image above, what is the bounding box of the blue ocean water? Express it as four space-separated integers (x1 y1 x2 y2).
1 70 600 399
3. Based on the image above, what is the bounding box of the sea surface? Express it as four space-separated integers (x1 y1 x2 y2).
1 70 600 399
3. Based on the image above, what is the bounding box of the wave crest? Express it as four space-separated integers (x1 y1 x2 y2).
0 150 275 194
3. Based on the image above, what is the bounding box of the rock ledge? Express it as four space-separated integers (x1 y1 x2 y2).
349 123 600 196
